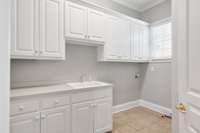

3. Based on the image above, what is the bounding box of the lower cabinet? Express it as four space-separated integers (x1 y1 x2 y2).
10 112 40 133
10 87 113 133
72 101 94 133
41 106 71 133
10 106 70 133
94 98 112 133
72 98 112 133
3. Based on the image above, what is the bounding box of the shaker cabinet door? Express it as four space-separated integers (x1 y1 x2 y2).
40 0 65 59
41 106 71 133
10 113 40 133
94 98 112 133
88 8 105 42
65 1 88 40
72 101 94 133
11 0 40 58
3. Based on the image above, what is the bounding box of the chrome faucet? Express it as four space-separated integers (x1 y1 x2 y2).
80 73 87 82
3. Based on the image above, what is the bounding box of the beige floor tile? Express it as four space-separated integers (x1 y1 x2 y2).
118 125 137 133
112 107 171 133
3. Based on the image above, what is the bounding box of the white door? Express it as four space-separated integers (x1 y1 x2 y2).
41 106 70 133
119 19 131 60
72 101 94 133
0 0 10 132
65 1 87 40
88 8 105 42
40 0 65 59
11 0 39 57
173 0 200 133
94 98 112 133
104 15 121 59
10 113 40 133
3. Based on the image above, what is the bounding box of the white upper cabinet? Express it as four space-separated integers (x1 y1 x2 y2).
11 0 40 58
40 0 65 59
131 23 149 61
118 19 131 60
41 106 70 133
11 0 65 60
11 0 149 62
65 1 105 44
98 15 131 61
11 113 40 133
88 9 105 42
102 15 121 59
141 25 149 60
65 1 87 40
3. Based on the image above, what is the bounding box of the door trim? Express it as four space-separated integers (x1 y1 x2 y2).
172 0 188 133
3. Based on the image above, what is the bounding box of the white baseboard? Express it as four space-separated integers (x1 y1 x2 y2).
139 100 172 117
112 99 172 117
112 100 139 114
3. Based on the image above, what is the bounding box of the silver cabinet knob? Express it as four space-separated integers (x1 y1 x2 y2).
91 103 97 108
35 116 40 120
41 114 46 119
18 105 24 111
54 100 59 104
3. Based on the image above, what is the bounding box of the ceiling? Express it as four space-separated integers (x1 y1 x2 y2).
112 0 167 12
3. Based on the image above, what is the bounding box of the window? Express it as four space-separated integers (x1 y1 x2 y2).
151 21 172 59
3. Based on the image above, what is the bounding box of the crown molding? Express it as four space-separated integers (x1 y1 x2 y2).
140 0 167 12
112 0 167 12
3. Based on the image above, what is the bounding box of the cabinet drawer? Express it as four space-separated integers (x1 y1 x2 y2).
11 101 39 116
41 95 70 109
72 88 112 103
94 88 112 99
72 91 94 103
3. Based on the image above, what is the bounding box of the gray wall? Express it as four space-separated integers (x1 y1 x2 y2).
140 62 171 108
11 45 142 106
140 0 172 108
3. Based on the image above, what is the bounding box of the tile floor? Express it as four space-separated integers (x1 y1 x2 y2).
112 107 171 133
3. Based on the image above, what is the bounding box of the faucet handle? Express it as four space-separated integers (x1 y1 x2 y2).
80 73 87 82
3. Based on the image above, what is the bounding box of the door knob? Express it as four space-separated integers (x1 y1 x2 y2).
176 103 187 113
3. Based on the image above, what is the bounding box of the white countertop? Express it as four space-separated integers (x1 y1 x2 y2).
11 81 113 98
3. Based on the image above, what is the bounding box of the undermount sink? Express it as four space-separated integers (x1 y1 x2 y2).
67 81 106 89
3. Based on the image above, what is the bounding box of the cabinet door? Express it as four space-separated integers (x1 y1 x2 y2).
94 98 112 133
10 113 40 133
104 15 121 59
141 26 149 60
131 23 149 60
11 0 39 58
88 9 105 42
41 106 70 133
119 19 131 60
131 23 140 60
65 1 87 40
72 101 94 133
40 0 65 59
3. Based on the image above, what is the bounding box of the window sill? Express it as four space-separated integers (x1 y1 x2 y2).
149 58 172 63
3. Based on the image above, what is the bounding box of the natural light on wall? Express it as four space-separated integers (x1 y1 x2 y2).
151 21 172 59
